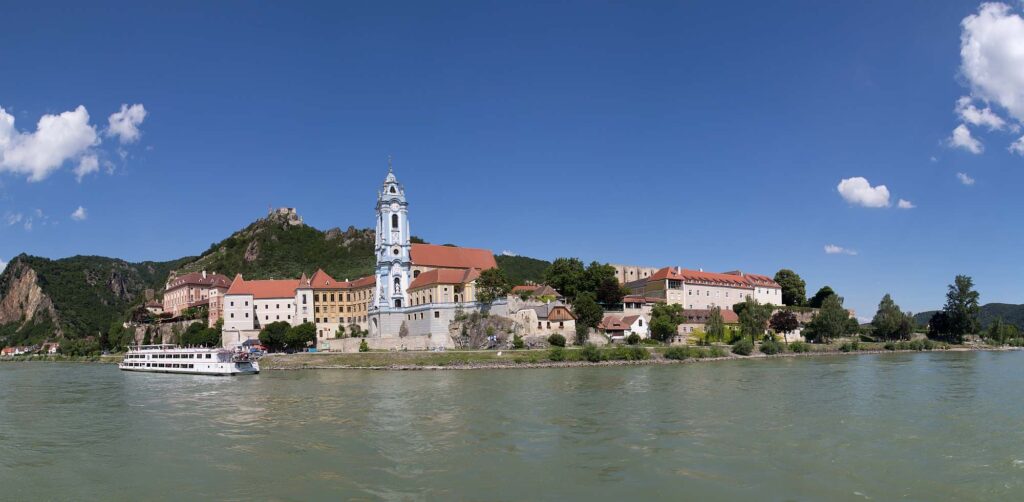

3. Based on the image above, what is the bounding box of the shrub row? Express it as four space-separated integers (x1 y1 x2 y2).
547 344 651 363
883 339 945 351
663 346 726 360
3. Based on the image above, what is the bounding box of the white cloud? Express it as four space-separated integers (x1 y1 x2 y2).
73 155 99 182
897 199 915 209
0 257 6 273
1010 135 1024 155
956 172 976 185
960 3 1024 123
825 244 858 256
948 124 984 153
71 206 87 221
106 104 146 144
837 177 890 208
23 219 32 231
955 96 1008 130
500 250 518 257
4 212 22 226
0 106 99 181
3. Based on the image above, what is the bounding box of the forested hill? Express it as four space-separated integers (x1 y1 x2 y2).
913 303 1024 330
0 209 554 346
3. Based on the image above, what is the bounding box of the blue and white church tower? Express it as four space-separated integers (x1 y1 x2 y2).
372 165 412 311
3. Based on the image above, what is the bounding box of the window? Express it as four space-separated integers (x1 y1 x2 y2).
276 304 280 309
546 322 551 329
559 322 564 328
230 301 234 307
390 186 396 194
245 313 249 318
537 322 542 329
392 213 399 229
245 301 249 306
434 311 439 318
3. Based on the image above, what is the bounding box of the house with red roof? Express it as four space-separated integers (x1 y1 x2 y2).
162 270 231 318
599 313 649 341
221 273 314 347
307 268 375 344
630 266 781 311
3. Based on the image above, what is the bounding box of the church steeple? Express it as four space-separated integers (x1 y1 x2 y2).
372 162 411 310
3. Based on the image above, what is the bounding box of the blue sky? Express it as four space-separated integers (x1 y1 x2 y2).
1 1 1022 318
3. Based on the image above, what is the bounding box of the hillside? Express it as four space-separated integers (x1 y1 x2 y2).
176 209 377 282
913 303 1024 330
495 254 551 285
0 254 188 345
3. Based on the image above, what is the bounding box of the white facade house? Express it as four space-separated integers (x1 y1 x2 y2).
636 267 783 310
221 274 313 347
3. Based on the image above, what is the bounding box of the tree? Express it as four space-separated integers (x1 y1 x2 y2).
334 325 346 338
769 310 799 343
986 318 1020 345
705 307 726 342
807 286 836 309
871 294 913 341
774 269 806 306
650 303 686 342
804 294 849 343
285 322 316 349
938 275 981 343
181 321 221 347
571 292 603 345
476 267 512 304
258 321 291 352
738 297 772 342
543 257 586 300
584 262 626 305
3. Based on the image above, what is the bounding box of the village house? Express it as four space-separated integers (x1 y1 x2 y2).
221 274 313 347
162 270 231 317
675 308 740 343
309 269 375 345
599 314 649 341
513 302 577 338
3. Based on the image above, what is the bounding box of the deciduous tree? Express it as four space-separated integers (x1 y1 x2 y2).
769 310 800 343
476 267 512 304
807 286 836 309
773 269 806 306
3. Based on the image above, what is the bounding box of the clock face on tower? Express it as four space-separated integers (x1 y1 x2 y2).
390 202 399 211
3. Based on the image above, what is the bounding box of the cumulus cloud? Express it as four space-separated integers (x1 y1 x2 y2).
71 206 87 221
955 96 1008 130
961 3 1024 123
73 155 99 182
948 124 984 153
837 177 890 208
0 257 6 273
0 106 99 181
956 172 976 185
825 244 858 256
106 104 147 144
897 199 915 209
1010 135 1024 155
5 212 22 226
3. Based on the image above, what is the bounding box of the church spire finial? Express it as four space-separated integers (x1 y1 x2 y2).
387 154 393 173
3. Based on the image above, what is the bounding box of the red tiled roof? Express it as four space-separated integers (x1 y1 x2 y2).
166 272 231 290
623 295 665 304
411 244 497 271
225 274 300 299
682 308 740 324
723 271 781 288
350 275 375 288
408 268 481 290
600 314 642 331
512 285 540 293
308 269 375 290
649 267 753 288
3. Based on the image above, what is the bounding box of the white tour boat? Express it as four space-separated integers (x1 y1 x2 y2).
119 344 259 376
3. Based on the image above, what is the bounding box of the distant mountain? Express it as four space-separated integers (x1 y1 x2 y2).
913 303 1024 330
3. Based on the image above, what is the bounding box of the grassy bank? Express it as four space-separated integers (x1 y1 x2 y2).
260 341 1013 370
0 354 122 364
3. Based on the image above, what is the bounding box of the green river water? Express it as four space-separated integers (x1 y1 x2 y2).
2 351 1024 501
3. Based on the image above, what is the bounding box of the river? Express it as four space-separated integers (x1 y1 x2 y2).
2 351 1024 500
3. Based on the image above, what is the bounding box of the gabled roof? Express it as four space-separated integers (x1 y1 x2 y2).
600 314 643 331
529 303 576 321
165 272 232 290
307 269 375 290
682 308 740 324
411 243 497 270
408 268 481 290
650 267 753 288
723 271 781 288
225 274 300 299
623 295 665 304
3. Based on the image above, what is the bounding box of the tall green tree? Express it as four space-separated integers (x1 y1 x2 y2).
942 275 980 342
583 262 627 305
285 322 316 349
871 294 914 341
543 257 586 300
258 321 291 352
650 303 686 342
705 307 726 342
769 310 799 343
738 297 772 342
476 267 512 303
807 286 837 309
804 294 849 343
571 292 603 345
773 269 806 306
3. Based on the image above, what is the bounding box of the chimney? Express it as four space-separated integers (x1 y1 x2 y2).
202 270 207 279
699 268 703 272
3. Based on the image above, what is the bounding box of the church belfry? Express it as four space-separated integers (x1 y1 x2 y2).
373 164 412 310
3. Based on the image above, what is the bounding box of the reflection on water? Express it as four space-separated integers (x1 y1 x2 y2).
3 351 1024 500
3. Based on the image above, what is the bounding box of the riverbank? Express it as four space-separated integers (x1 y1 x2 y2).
259 342 1019 370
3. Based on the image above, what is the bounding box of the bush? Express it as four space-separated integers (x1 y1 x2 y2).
626 333 641 345
731 339 754 356
709 346 727 358
608 346 649 361
581 343 604 362
547 334 566 347
664 346 707 360
884 342 896 351
358 339 369 352
548 347 565 362
788 341 809 353
640 338 662 346
760 340 784 355
512 335 525 349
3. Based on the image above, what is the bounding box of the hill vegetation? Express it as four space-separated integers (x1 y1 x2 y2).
495 254 551 285
914 303 1024 331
